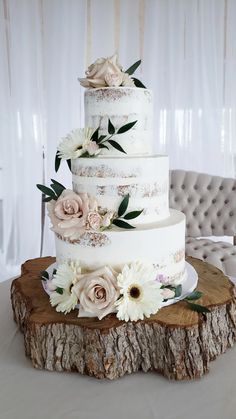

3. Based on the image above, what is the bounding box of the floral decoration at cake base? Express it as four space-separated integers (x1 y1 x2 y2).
11 256 236 381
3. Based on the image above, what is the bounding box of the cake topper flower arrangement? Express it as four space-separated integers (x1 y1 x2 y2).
78 53 146 89
55 118 137 172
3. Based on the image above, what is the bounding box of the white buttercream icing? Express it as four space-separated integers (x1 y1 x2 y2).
84 87 153 156
71 155 169 225
55 209 186 284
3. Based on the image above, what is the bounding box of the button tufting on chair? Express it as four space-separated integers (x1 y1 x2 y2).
170 170 236 277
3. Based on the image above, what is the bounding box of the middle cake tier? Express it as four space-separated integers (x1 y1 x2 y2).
72 155 169 225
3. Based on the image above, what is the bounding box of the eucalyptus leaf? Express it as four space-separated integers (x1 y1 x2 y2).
185 291 203 301
51 179 66 190
66 159 72 171
50 183 65 198
55 151 61 172
132 77 146 88
41 270 49 281
123 210 143 220
117 120 137 134
56 287 64 295
118 194 129 217
112 219 135 229
108 119 115 135
125 59 141 75
43 196 52 202
36 184 57 200
99 144 109 150
97 135 107 144
107 140 126 154
174 284 182 298
185 301 210 314
91 127 99 142
80 151 90 157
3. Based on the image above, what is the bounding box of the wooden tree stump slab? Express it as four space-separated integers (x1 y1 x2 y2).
11 256 236 380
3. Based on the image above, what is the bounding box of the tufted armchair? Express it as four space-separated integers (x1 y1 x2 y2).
169 170 236 277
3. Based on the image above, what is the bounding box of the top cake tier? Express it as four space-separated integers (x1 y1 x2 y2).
84 87 153 156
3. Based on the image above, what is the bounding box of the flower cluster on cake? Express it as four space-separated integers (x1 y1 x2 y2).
37 54 207 322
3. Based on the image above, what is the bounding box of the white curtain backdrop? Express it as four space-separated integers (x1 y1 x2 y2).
0 0 236 279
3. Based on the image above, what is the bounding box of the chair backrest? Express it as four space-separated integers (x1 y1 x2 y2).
169 170 236 238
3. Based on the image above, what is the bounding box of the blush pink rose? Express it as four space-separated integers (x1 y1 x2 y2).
87 211 102 230
74 266 120 320
48 189 91 240
105 72 123 87
161 288 175 300
83 140 100 156
101 211 114 228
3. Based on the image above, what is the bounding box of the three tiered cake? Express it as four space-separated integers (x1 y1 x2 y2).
38 54 188 322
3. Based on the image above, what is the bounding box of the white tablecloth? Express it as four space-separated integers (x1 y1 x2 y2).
1 279 236 419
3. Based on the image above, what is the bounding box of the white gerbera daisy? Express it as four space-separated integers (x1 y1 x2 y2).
57 127 94 160
50 261 81 314
115 261 164 322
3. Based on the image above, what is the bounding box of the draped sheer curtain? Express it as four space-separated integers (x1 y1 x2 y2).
0 0 235 279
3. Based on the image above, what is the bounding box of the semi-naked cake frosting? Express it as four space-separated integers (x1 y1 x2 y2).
38 54 188 322
54 84 186 284
85 87 153 155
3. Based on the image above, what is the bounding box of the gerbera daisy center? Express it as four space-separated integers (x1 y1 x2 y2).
128 284 143 301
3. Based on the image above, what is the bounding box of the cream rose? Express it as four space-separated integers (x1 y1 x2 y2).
74 266 120 320
48 189 93 240
79 54 123 88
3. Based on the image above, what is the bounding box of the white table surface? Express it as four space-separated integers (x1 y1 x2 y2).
1 278 236 419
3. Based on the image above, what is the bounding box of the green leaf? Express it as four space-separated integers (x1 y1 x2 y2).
185 291 203 301
41 270 49 281
50 181 65 198
117 120 137 134
132 77 146 88
66 159 72 171
91 127 99 142
80 151 90 157
55 151 61 172
99 144 109 150
51 179 66 190
107 140 126 154
185 301 210 314
118 194 129 217
43 196 52 202
97 135 107 144
56 287 64 295
53 269 57 275
174 284 182 298
108 119 115 135
36 184 57 200
112 219 135 229
125 59 141 75
123 210 143 220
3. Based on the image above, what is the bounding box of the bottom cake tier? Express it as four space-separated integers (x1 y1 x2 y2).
55 209 186 285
